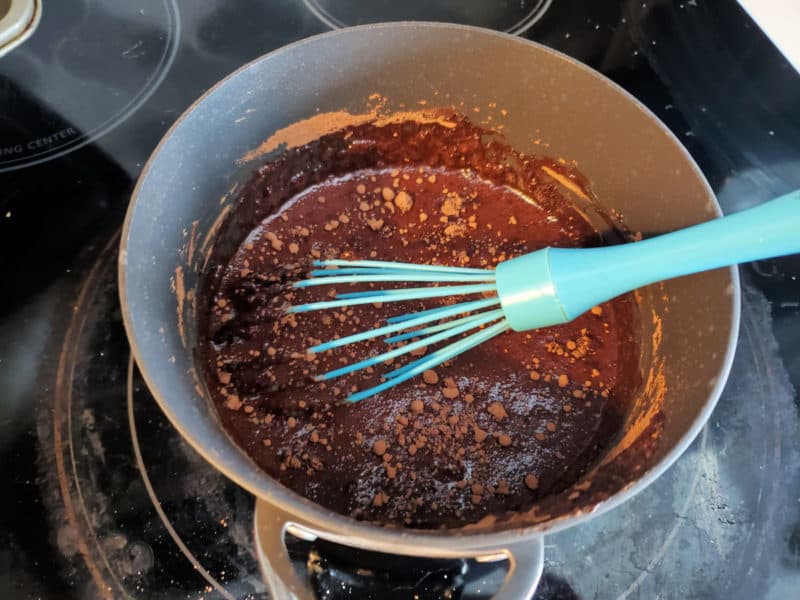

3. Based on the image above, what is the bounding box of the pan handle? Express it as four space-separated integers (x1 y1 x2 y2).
481 537 545 600
253 498 545 599
253 499 317 600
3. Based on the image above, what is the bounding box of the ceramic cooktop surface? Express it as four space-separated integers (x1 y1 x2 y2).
1 1 798 598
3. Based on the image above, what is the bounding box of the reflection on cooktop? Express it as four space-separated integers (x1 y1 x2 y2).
0 0 179 171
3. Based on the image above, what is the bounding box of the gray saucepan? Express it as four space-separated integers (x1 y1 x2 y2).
119 23 740 599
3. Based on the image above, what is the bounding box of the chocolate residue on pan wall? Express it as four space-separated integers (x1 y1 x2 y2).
601 305 666 466
194 109 665 531
237 96 458 164
171 265 187 350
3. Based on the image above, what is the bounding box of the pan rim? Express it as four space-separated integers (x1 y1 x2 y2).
118 21 741 551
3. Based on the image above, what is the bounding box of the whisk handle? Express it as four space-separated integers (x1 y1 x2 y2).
496 190 800 331
551 189 800 320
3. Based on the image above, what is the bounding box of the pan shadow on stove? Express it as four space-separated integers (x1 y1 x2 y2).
286 535 580 599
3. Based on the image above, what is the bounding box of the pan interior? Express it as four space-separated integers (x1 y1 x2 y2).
195 112 651 528
120 23 736 538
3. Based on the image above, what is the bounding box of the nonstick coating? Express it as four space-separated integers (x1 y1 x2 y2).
120 23 739 554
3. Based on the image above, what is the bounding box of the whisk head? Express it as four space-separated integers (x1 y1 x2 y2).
289 259 510 401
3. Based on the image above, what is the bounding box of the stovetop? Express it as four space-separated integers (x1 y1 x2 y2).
1 1 799 599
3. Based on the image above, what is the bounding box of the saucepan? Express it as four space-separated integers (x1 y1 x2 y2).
119 23 739 598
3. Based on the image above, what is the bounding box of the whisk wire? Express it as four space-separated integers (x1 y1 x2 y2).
346 320 510 402
309 297 500 353
313 259 493 275
291 258 507 401
290 283 496 312
315 308 505 381
383 311 496 344
335 283 496 300
295 271 495 287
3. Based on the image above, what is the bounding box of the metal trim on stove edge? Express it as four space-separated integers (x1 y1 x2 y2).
0 0 40 58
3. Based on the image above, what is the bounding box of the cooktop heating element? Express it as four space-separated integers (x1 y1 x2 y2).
0 0 179 172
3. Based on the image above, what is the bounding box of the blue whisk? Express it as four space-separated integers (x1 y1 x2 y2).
290 191 800 402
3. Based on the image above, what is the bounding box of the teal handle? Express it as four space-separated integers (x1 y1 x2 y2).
550 189 800 319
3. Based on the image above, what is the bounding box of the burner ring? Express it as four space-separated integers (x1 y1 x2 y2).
302 0 553 36
0 0 180 172
126 356 236 600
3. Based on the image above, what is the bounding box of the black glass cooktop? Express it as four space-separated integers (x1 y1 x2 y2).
1 1 799 599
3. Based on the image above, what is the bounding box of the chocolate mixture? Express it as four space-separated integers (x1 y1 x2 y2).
200 114 640 528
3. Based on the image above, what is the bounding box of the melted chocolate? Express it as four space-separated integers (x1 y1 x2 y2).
199 115 640 528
